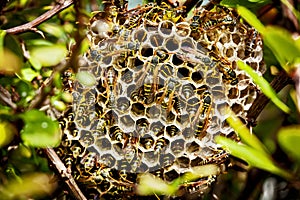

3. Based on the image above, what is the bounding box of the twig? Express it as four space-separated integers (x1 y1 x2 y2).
28 60 69 110
247 70 292 126
44 148 87 200
0 85 17 110
4 0 74 34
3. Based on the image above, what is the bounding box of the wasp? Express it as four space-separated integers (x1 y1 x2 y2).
203 51 238 85
245 28 260 56
190 15 201 32
136 55 161 104
104 67 118 108
192 90 212 138
157 77 181 114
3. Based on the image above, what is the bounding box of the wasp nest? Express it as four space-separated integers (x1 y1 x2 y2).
57 1 264 199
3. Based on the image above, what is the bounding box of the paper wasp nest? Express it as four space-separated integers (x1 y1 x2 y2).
57 1 264 199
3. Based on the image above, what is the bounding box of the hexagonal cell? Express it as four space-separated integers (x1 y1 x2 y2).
181 83 196 99
171 53 184 66
165 38 180 52
164 169 179 182
159 153 175 167
120 115 135 128
140 134 154 150
175 22 191 38
146 105 161 119
101 153 116 168
135 118 150 136
166 125 180 137
177 67 190 79
133 28 148 43
154 137 169 153
121 69 133 84
170 139 185 155
131 102 145 116
79 130 95 147
116 97 131 113
149 34 164 47
158 20 175 36
160 63 174 78
95 137 111 151
150 121 164 134
144 151 159 165
186 141 200 153
176 156 190 168
140 46 153 58
191 71 203 84
182 127 194 139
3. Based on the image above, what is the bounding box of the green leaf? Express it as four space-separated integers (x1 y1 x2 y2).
226 109 267 153
1 173 57 199
237 60 291 113
136 164 220 196
29 45 67 68
0 122 17 148
278 126 300 162
216 136 292 179
136 173 175 196
20 110 61 147
237 6 265 33
39 23 67 39
20 68 39 82
76 71 96 87
263 26 300 73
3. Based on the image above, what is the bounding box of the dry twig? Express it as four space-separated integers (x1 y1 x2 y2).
5 0 74 34
247 71 292 124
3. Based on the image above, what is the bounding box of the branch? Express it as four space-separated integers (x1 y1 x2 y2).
44 148 87 200
4 0 74 34
0 85 17 110
247 70 292 125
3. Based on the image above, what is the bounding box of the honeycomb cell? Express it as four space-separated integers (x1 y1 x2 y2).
175 22 191 38
177 67 190 79
159 153 175 167
101 153 116 167
133 28 148 43
165 38 180 52
164 169 179 182
158 20 175 36
149 34 164 47
135 118 150 136
150 121 165 135
116 97 130 113
160 63 174 78
170 139 185 155
120 115 135 128
95 137 111 151
146 105 161 119
140 134 154 150
191 71 203 84
166 125 180 137
182 83 196 99
171 53 184 65
79 130 95 147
